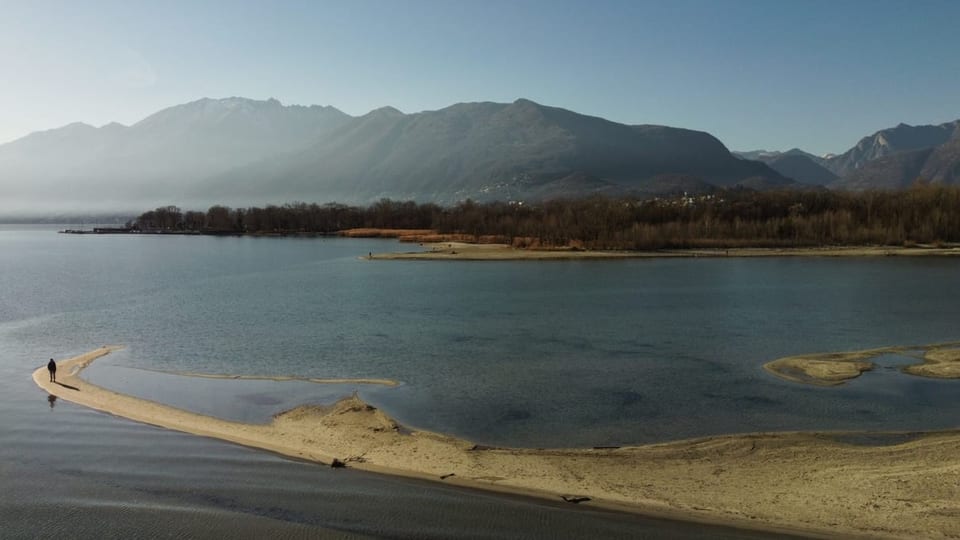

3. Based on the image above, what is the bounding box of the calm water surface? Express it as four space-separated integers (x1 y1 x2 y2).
4 225 958 538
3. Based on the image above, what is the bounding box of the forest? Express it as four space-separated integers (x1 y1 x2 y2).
132 185 960 250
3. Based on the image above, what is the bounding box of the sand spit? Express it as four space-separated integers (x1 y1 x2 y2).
370 242 672 260
35 348 960 539
370 243 960 261
764 341 960 386
123 365 400 387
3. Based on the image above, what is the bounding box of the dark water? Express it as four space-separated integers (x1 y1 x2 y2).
4 226 959 538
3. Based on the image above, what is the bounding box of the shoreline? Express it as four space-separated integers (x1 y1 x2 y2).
370 242 960 261
52 226 960 261
35 347 960 539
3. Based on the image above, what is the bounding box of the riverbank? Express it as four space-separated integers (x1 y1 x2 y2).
35 347 960 539
370 242 960 260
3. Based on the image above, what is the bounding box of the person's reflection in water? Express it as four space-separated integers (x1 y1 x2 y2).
47 394 57 409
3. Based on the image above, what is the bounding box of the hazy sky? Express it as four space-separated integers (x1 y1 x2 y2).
2 0 958 155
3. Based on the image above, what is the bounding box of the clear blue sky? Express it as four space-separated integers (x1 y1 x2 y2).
1 0 958 155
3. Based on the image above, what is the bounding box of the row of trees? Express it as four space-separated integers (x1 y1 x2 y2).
134 200 438 234
133 185 960 249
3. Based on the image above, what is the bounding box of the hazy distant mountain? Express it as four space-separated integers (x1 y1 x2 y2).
734 148 837 186
734 149 836 186
766 154 838 185
6 95 960 216
735 148 826 166
0 97 793 215
196 98 792 204
0 97 349 213
734 149 781 162
825 120 960 177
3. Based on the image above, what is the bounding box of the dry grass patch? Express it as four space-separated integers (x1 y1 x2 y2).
339 228 436 238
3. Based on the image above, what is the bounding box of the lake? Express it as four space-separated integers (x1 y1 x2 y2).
3 225 958 538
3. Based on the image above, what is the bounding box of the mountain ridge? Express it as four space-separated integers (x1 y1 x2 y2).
736 118 960 190
0 97 792 213
827 121 960 189
733 149 836 185
194 98 794 205
826 120 960 177
5 96 959 215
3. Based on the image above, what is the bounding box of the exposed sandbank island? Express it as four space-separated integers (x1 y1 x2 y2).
369 242 960 261
764 341 960 386
35 347 960 539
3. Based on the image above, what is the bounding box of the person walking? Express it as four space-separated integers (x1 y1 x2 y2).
47 358 57 383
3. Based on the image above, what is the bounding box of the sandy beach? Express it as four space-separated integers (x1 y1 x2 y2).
33 347 960 538
369 242 960 261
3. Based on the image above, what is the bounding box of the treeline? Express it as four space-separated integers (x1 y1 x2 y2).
133 185 960 249
134 200 438 234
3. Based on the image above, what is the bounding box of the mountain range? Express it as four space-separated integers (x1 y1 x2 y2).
1 96 958 216
0 97 791 215
198 98 798 205
737 119 960 189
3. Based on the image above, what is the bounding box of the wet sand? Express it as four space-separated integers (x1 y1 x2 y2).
35 347 960 539
765 341 960 386
370 243 960 261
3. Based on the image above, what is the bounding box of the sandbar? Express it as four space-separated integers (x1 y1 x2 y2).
35 347 960 539
371 243 960 261
765 341 960 386
904 347 960 379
